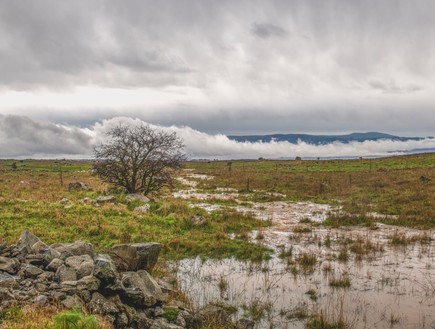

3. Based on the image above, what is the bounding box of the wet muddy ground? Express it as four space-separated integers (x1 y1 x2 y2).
173 173 435 329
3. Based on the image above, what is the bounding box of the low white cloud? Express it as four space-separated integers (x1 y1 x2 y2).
0 115 434 159
0 114 91 158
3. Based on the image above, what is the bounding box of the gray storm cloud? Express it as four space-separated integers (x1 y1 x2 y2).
2 115 433 159
0 1 434 136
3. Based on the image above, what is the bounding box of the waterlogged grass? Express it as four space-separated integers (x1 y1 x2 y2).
0 161 272 261
186 153 435 228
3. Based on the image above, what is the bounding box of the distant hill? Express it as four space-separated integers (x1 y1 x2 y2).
228 132 423 144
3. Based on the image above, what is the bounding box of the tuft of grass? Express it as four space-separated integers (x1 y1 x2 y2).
242 299 272 321
337 247 349 262
297 252 317 273
306 288 318 301
329 275 351 288
162 307 179 323
293 225 313 233
306 311 349 329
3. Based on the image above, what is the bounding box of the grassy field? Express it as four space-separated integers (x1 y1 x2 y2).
0 154 433 260
0 160 271 261
186 153 435 228
0 154 434 328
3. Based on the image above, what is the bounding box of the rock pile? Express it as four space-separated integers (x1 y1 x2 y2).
0 231 247 329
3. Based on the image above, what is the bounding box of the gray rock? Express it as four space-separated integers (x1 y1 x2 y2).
61 294 83 309
31 241 48 254
43 247 62 264
93 254 118 285
56 264 78 282
23 264 44 278
110 243 161 273
65 254 94 279
36 294 48 305
133 205 150 214
46 258 64 272
35 282 48 292
0 273 19 288
150 318 184 329
37 271 54 281
137 270 165 302
120 271 164 308
59 198 70 204
26 254 45 267
94 196 115 204
110 295 137 325
16 230 42 254
61 280 78 287
0 257 19 274
51 291 67 302
50 241 94 260
126 193 150 203
80 197 93 203
88 292 119 315
194 305 231 328
77 275 100 291
68 182 89 191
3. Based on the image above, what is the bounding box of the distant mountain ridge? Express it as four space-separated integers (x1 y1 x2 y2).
228 132 423 144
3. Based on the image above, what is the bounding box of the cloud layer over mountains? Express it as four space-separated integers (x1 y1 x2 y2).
1 115 433 159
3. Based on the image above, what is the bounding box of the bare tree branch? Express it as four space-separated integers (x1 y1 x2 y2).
93 124 185 195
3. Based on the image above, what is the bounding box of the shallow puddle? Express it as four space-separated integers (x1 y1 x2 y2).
173 174 435 328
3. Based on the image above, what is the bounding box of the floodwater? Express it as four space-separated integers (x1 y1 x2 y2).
172 173 435 329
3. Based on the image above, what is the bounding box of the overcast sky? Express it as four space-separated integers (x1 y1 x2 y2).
0 1 434 158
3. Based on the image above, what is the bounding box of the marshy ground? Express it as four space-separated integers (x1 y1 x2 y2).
173 171 435 328
0 154 434 328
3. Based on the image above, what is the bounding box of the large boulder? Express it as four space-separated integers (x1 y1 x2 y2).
56 264 78 282
17 231 45 254
65 255 94 279
77 275 101 291
120 271 165 307
110 243 161 273
50 241 94 260
93 254 118 285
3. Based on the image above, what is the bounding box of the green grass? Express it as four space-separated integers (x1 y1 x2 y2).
185 153 435 228
0 162 272 262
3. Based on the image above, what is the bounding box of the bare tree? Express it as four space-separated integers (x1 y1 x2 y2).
93 124 185 195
